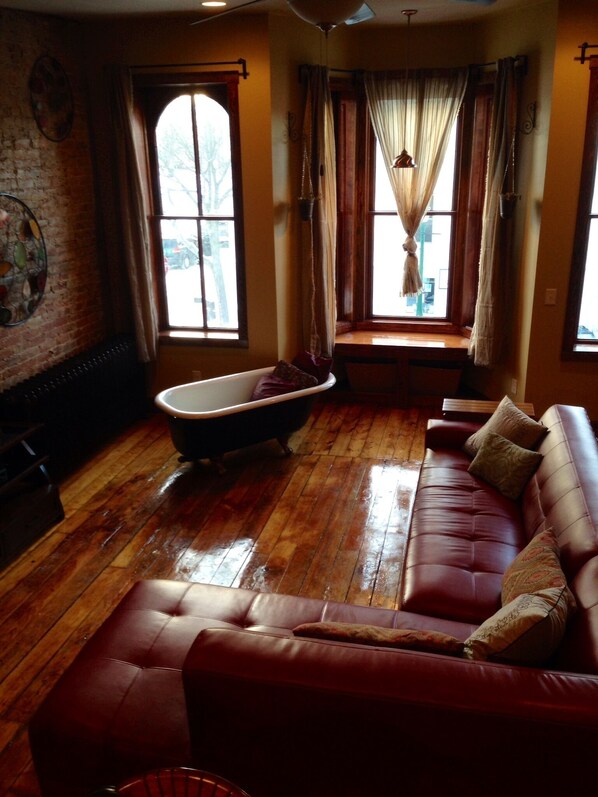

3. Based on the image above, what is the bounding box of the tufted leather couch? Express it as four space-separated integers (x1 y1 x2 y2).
29 404 598 797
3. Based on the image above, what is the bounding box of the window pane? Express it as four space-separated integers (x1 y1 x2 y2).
372 214 450 318
371 124 456 319
431 124 457 210
157 95 198 216
194 94 233 216
374 146 395 211
155 90 239 331
161 218 202 327
202 218 238 329
373 125 456 212
578 218 598 340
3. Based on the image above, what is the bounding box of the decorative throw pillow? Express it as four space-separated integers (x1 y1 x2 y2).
293 622 464 656
502 528 576 610
463 586 571 665
292 351 333 385
272 360 318 390
463 395 547 458
468 432 543 500
250 375 301 401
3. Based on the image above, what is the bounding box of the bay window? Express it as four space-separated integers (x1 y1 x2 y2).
334 75 494 333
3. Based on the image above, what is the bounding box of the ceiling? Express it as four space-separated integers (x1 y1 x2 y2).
1 0 534 26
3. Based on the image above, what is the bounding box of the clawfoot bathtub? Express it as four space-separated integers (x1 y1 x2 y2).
155 366 336 472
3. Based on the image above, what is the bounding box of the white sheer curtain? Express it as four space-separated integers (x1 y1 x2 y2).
469 58 519 367
301 65 337 357
110 67 158 362
365 69 468 296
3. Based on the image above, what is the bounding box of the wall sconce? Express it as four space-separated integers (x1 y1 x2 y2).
518 101 537 135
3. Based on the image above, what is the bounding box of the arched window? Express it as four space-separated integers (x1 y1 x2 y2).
333 75 493 333
137 73 247 344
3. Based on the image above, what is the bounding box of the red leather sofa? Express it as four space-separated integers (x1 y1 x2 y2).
29 404 598 797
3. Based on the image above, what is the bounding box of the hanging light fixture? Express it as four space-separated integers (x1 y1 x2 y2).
287 0 366 34
393 9 417 169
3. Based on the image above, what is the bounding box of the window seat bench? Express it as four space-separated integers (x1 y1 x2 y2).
334 330 471 407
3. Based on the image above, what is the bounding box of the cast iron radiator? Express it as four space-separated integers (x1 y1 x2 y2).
0 335 147 480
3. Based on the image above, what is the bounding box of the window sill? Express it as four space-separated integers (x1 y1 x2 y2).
159 330 248 348
335 329 471 356
338 318 470 335
562 340 598 361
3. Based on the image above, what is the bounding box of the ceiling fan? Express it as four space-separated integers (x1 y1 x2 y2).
191 0 497 33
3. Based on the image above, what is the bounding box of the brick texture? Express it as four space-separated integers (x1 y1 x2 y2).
0 9 110 391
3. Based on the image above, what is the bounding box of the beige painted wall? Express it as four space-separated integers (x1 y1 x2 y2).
82 14 282 391
525 0 598 418
81 2 597 421
458 1 559 405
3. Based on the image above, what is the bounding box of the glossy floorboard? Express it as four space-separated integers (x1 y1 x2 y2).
0 395 436 796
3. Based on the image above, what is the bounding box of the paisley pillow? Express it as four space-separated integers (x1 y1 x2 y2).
293 622 464 655
464 587 571 665
272 360 318 389
502 528 575 609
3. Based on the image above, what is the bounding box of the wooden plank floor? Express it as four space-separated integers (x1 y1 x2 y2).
0 395 437 796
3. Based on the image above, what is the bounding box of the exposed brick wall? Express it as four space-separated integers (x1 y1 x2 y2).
0 9 110 391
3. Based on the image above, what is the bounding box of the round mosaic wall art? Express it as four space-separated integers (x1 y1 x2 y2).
0 194 48 326
29 55 74 142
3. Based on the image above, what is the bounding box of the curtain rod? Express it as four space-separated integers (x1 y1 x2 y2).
576 43 598 64
469 54 526 72
300 54 526 80
131 58 249 79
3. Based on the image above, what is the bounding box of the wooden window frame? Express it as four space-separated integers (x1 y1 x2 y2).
134 71 248 347
333 74 493 337
562 61 598 361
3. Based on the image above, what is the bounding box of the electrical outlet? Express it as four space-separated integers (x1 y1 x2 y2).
545 288 557 305
511 378 518 395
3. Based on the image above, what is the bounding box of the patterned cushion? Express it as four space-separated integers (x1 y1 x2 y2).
292 351 333 384
464 586 571 664
250 375 301 401
468 432 543 500
293 622 464 655
463 395 547 457
250 360 318 401
272 360 318 389
502 528 575 609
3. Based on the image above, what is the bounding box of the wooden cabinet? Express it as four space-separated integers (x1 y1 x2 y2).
0 423 64 568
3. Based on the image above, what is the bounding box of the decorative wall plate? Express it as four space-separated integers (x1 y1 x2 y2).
29 55 74 142
0 194 48 326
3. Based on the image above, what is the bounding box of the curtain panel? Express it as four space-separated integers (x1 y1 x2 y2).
469 58 520 367
300 65 337 358
110 66 159 363
364 68 468 296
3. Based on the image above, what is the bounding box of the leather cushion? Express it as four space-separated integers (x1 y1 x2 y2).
401 448 526 624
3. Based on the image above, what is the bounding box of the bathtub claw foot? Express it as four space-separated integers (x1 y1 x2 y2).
211 457 227 475
278 437 293 457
